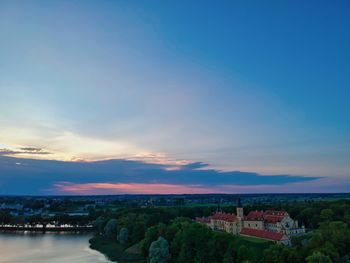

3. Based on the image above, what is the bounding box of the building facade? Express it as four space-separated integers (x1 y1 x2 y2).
196 198 305 245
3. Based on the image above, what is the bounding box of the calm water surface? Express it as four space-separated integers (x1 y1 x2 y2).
0 232 111 263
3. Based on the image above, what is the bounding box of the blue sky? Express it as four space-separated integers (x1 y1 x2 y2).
0 1 349 194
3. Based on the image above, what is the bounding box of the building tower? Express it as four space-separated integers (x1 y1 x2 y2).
216 199 222 212
236 197 244 233
236 197 244 219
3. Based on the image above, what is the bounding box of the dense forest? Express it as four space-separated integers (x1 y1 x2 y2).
89 199 350 263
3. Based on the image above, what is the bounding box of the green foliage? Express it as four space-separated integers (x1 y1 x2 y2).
295 220 350 262
320 209 334 222
142 219 266 263
94 216 107 234
306 251 332 263
237 245 250 262
235 235 271 260
164 217 191 242
118 227 129 244
317 241 340 263
344 214 350 227
223 253 235 263
89 235 144 262
141 225 160 257
262 245 300 263
223 241 236 263
104 218 118 239
149 236 170 263
173 223 212 263
208 232 233 262
319 221 350 256
0 211 12 224
90 199 350 263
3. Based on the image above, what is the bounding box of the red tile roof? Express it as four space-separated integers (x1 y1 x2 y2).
211 212 237 222
264 215 284 223
245 211 265 220
264 210 288 223
245 210 288 223
240 228 285 241
265 210 288 216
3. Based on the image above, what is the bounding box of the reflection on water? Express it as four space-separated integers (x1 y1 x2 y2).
0 232 111 263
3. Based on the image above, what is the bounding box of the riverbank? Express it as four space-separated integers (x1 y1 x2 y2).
0 224 94 232
89 235 145 263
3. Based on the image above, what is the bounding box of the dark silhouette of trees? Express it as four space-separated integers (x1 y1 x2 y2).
104 219 118 239
118 227 129 244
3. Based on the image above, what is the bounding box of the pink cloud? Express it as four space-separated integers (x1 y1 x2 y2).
52 177 349 195
53 182 216 195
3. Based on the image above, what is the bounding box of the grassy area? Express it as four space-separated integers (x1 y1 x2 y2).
235 235 273 260
125 242 142 254
238 235 273 244
89 235 145 263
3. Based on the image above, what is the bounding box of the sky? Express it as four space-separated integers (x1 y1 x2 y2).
0 0 349 195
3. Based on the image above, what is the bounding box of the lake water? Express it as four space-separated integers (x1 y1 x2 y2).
0 232 111 263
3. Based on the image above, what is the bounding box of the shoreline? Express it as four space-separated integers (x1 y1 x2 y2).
89 235 145 263
0 225 95 232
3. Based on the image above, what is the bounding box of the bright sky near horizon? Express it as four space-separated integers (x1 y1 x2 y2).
0 1 349 194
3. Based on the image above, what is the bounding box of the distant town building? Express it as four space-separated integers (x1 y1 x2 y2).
1 203 23 210
196 198 305 245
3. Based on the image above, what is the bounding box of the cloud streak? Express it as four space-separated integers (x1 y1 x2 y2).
53 182 215 195
0 155 321 195
53 180 350 195
0 147 51 156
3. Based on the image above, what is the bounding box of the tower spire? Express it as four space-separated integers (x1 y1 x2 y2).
237 196 242 208
216 200 222 212
236 196 244 219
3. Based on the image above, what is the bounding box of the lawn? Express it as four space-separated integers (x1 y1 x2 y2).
235 235 273 260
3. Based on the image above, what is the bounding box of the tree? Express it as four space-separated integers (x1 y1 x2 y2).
306 251 332 263
118 227 129 244
237 245 249 262
104 219 118 239
318 241 340 263
94 216 106 234
149 236 170 263
0 211 12 224
344 214 350 227
223 254 235 263
320 221 350 256
223 241 236 263
209 232 231 262
164 217 190 242
320 209 334 222
173 223 212 263
131 220 146 243
141 224 163 256
263 245 300 263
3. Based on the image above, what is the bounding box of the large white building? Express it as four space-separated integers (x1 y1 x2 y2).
196 198 305 245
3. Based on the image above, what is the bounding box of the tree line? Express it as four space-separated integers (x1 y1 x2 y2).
91 199 350 262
